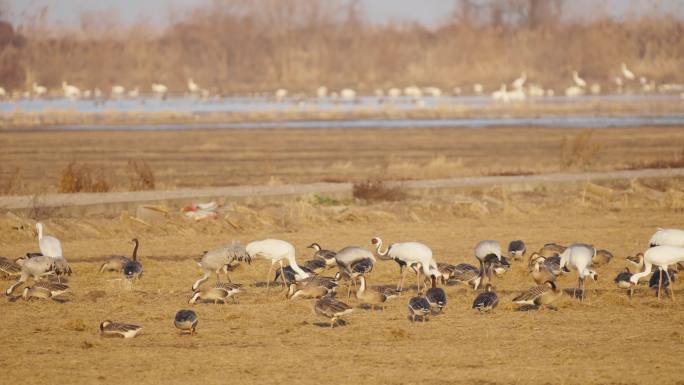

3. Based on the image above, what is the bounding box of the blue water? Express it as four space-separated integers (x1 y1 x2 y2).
2 94 683 131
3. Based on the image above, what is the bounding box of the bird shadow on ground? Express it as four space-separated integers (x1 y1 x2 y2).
312 320 348 328
355 303 388 311
406 315 431 323
513 304 558 312
252 281 286 288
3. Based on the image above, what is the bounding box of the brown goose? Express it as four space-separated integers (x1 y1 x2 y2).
314 296 353 328
99 320 142 338
0 257 21 280
512 281 563 310
355 276 396 311
530 257 557 285
22 281 70 301
189 282 242 304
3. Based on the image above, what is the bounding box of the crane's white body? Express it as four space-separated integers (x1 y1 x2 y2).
36 223 62 258
572 71 587 88
316 86 327 98
340 88 356 101
335 246 375 297
32 83 47 97
62 82 80 99
474 240 502 262
649 228 684 248
246 239 309 290
630 246 684 284
187 78 199 93
560 243 597 300
630 245 684 300
512 72 527 89
621 63 635 80
152 83 168 95
111 85 125 96
372 237 437 292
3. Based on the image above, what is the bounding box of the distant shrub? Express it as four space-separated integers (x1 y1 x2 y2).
58 162 110 193
313 194 341 206
127 159 155 191
560 130 602 169
352 180 406 202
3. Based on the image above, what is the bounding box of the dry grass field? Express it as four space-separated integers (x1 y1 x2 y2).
2 126 684 195
1 126 684 385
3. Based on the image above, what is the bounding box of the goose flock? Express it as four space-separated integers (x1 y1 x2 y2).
2 223 684 337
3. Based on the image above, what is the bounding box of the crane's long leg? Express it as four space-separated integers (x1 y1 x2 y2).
416 270 421 293
279 260 287 286
396 267 407 293
658 269 663 301
664 268 675 302
266 262 275 293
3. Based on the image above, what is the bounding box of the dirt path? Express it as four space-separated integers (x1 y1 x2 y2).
2 167 682 210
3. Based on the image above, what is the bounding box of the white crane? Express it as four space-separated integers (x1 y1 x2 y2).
274 88 288 102
334 246 375 297
36 223 62 258
559 243 597 301
62 81 81 100
512 72 527 89
192 241 250 290
630 246 684 300
474 240 503 285
316 86 328 99
151 83 168 97
371 237 437 292
187 78 199 94
473 83 484 95
246 239 309 291
649 228 684 248
565 86 585 97
492 84 509 102
35 223 71 281
32 83 47 97
621 63 635 80
340 88 357 102
111 85 125 98
572 71 587 88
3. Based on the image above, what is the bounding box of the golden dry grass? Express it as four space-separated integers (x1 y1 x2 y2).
1 126 684 195
1 126 684 384
1 178 684 384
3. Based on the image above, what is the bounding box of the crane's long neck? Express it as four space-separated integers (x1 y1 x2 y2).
374 240 389 257
288 256 309 277
37 225 43 240
359 276 366 293
131 240 139 261
431 275 436 289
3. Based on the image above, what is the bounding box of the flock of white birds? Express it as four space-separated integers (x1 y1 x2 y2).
2 223 684 336
1 62 683 103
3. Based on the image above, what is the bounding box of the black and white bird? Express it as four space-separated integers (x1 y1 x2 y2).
174 309 199 336
425 275 446 313
122 238 143 280
472 284 499 312
407 295 431 322
508 240 526 261
308 243 337 267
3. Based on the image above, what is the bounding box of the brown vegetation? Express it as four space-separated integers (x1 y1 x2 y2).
127 159 155 191
352 180 406 202
2 1 684 94
58 162 111 193
560 130 603 169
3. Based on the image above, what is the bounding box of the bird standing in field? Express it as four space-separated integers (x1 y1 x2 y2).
174 310 198 336
193 241 251 291
122 238 143 280
559 243 598 301
355 275 396 311
246 239 309 291
425 275 446 314
371 237 437 292
314 295 353 328
472 284 499 312
508 240 526 261
629 246 684 301
5 255 55 295
407 294 431 323
308 243 337 267
35 223 71 281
